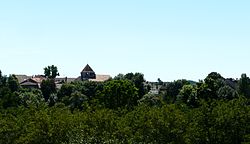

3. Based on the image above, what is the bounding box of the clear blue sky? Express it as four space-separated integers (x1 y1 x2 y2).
0 0 250 81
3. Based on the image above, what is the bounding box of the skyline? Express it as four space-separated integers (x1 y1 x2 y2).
0 0 250 81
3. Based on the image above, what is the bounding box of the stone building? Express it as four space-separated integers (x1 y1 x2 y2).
80 64 96 80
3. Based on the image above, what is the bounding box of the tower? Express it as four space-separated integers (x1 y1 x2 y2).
80 64 96 80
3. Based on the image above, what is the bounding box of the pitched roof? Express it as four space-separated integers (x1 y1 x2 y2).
20 81 38 86
82 64 94 72
89 75 111 82
15 75 32 83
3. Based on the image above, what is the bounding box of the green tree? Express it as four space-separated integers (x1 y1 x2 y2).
7 74 20 92
113 73 125 80
186 98 250 144
68 91 88 111
44 65 60 79
203 72 226 99
100 80 139 109
57 83 75 101
157 78 163 85
19 89 45 107
0 72 20 108
162 79 189 103
217 85 238 100
71 81 104 101
115 73 147 98
0 70 7 87
41 79 56 101
177 84 198 107
138 93 162 106
125 73 146 98
238 73 250 98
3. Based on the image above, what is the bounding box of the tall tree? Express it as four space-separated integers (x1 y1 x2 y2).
238 73 250 98
177 84 198 107
44 65 60 79
40 79 56 101
0 70 7 87
125 73 146 98
7 74 20 92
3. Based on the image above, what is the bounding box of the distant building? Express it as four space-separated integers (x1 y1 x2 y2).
19 75 46 89
80 64 96 80
77 64 111 82
16 64 111 89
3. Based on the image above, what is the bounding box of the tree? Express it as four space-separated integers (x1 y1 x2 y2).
0 72 20 108
238 73 250 98
40 79 56 101
113 73 125 80
162 79 189 103
100 80 139 109
71 81 104 100
138 93 162 106
204 72 225 99
57 83 75 101
177 84 198 107
125 73 146 98
217 85 238 100
19 89 44 107
157 78 163 85
44 65 59 79
68 91 88 111
0 70 7 87
7 74 20 92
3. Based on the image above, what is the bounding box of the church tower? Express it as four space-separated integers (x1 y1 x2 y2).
80 64 96 80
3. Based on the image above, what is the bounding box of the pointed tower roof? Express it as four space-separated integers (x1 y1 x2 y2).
82 64 94 72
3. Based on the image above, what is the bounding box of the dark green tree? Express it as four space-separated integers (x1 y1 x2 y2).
0 70 7 87
124 73 146 98
162 79 189 103
68 91 88 111
0 72 20 108
203 72 225 99
44 65 60 79
217 85 238 100
177 84 198 107
238 73 250 98
113 73 125 80
19 89 44 107
40 79 56 101
72 81 104 100
57 83 75 101
100 80 139 109
7 74 20 92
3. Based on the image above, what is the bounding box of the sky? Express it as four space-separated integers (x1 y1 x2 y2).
0 0 250 81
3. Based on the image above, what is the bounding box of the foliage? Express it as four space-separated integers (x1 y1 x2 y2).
177 84 198 107
41 79 56 101
114 73 147 98
161 79 189 103
100 80 139 109
138 93 163 106
7 74 20 92
0 69 250 143
238 73 250 98
44 65 60 79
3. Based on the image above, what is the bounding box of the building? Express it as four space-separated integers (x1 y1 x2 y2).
80 64 96 80
16 64 111 89
19 75 46 89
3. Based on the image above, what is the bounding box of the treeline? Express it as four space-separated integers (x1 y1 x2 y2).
0 69 250 144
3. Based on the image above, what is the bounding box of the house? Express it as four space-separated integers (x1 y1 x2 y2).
19 76 46 89
16 64 111 89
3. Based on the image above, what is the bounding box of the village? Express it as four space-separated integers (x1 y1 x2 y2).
15 64 111 89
